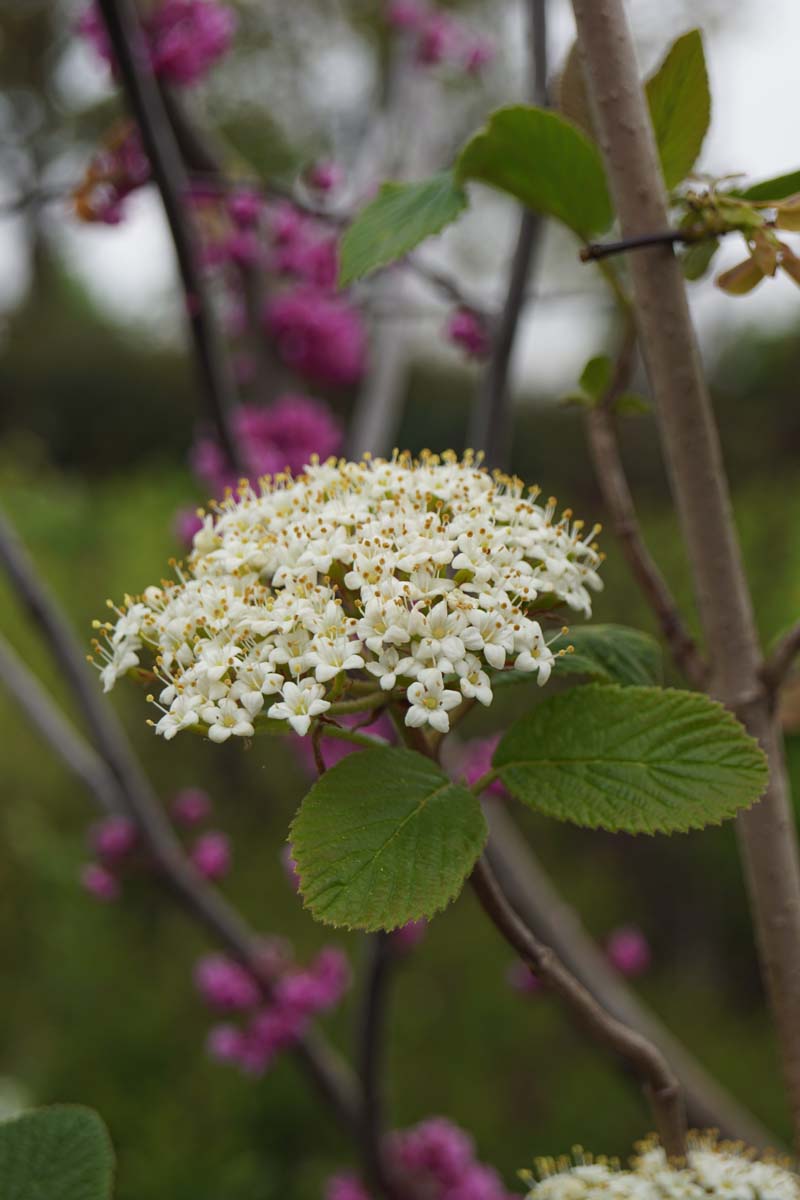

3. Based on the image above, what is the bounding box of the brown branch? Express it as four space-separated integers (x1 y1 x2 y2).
484 803 780 1148
0 635 123 817
585 327 708 689
572 0 800 1146
763 623 800 695
0 508 360 1133
468 0 548 468
96 0 242 472
470 854 686 1158
581 231 687 261
357 933 401 1197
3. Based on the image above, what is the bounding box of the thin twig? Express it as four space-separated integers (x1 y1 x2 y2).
584 325 708 689
763 623 800 695
572 0 800 1146
468 0 548 468
581 230 688 261
0 635 123 817
484 803 780 1147
96 0 242 471
358 932 400 1197
470 855 687 1158
0 509 360 1132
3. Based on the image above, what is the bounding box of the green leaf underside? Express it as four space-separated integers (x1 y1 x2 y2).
646 30 710 190
739 170 800 203
493 684 768 834
493 624 663 689
338 171 468 286
456 106 612 237
290 748 487 931
0 1106 115 1200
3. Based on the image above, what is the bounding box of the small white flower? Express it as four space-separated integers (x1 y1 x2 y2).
455 654 493 706
405 669 462 733
205 699 255 743
268 680 331 736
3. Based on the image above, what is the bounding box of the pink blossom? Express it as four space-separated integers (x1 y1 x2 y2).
228 188 263 228
191 395 343 498
191 830 231 880
392 919 427 953
173 506 203 548
195 954 261 1011
78 0 236 86
264 289 367 387
390 1117 475 1186
415 13 456 65
442 1163 510 1200
281 844 301 892
463 38 495 75
305 161 344 194
171 787 212 826
293 711 394 774
458 735 507 798
606 926 651 977
81 862 120 903
506 960 542 996
206 1023 243 1063
447 309 491 360
325 1173 372 1200
386 0 426 30
89 815 138 863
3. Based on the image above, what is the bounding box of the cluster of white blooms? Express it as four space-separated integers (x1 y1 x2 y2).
524 1136 799 1200
91 452 603 741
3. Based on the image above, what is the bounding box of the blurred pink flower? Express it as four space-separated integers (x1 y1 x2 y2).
606 926 651 977
172 787 212 826
264 289 367 386
191 830 231 880
458 735 507 798
447 309 491 360
89 815 138 864
392 919 427 953
81 862 121 903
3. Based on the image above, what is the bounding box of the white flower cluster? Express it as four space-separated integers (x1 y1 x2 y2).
525 1137 799 1200
91 453 603 741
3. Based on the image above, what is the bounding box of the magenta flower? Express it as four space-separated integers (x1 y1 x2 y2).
195 955 261 1011
191 830 231 880
228 187 263 228
392 919 427 953
325 1174 372 1200
264 289 367 386
79 0 236 87
385 0 426 30
89 815 138 863
463 38 495 75
447 309 491 360
172 787 212 826
80 862 121 903
606 926 652 977
457 735 507 798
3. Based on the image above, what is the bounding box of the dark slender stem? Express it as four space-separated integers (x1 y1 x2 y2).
468 0 548 468
0 508 359 1132
763 622 800 695
358 932 399 1197
584 326 708 689
96 0 242 471
470 855 686 1158
581 230 688 261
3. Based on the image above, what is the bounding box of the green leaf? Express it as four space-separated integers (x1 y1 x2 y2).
645 30 710 189
338 171 468 287
739 170 800 203
0 1106 115 1200
457 106 612 237
494 684 768 834
494 624 663 689
290 748 487 931
614 391 651 416
579 354 612 400
681 237 720 280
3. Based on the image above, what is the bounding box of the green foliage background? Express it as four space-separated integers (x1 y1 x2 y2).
1 320 799 1194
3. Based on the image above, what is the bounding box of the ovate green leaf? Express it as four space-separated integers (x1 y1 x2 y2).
494 684 767 834
0 1106 115 1200
646 30 710 189
338 171 468 286
739 170 800 203
457 106 612 237
290 748 487 931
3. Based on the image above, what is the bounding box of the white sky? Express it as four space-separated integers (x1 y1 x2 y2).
1 0 799 394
